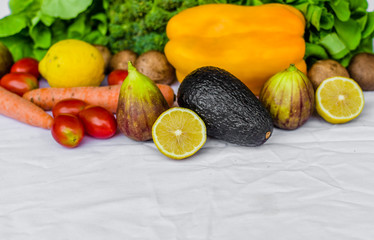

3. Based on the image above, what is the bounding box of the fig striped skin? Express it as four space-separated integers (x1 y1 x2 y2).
259 64 314 130
116 62 169 141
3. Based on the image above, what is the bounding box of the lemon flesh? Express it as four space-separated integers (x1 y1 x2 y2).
316 76 364 124
152 107 207 160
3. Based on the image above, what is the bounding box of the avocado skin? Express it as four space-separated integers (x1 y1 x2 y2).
177 66 273 146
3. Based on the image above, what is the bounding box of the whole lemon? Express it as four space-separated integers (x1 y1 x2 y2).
39 39 105 87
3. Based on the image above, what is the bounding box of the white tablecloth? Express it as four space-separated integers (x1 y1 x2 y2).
2 2 374 239
1 82 374 239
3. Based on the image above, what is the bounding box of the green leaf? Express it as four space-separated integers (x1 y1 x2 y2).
320 9 335 30
308 31 321 44
306 5 323 30
40 12 55 26
67 14 86 39
334 18 361 50
41 0 93 20
329 0 351 22
339 53 352 67
348 0 368 12
32 48 48 61
9 0 35 14
319 33 349 59
0 33 34 61
91 13 108 35
362 12 374 39
83 31 109 45
304 42 329 59
50 20 68 44
293 2 308 15
30 23 51 48
359 36 374 53
0 13 29 37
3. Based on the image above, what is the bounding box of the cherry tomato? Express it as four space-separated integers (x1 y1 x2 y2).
51 114 85 148
78 106 117 139
52 98 87 117
107 69 128 85
0 72 38 96
11 57 40 79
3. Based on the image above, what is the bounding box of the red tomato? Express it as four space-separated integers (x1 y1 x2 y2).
52 114 85 148
52 98 87 117
78 106 117 139
0 72 38 96
107 69 128 85
11 57 40 79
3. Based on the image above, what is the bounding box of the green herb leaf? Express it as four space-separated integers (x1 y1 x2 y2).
41 0 93 19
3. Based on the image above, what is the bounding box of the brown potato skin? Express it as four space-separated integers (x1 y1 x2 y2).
348 52 374 91
134 50 176 85
109 50 138 71
93 44 112 73
307 59 350 90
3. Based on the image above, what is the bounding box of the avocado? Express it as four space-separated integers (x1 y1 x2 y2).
177 66 273 146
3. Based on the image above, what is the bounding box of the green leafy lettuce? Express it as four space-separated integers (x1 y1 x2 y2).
0 0 108 61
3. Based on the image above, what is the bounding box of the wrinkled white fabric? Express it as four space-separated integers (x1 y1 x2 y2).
0 77 374 239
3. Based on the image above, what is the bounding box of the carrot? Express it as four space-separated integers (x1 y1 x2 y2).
23 84 176 113
0 86 53 129
157 84 176 107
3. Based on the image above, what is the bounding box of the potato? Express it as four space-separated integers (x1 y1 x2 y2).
348 52 374 91
307 59 350 90
134 50 175 85
93 44 112 73
109 50 137 71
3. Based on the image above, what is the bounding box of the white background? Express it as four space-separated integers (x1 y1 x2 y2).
1 1 374 240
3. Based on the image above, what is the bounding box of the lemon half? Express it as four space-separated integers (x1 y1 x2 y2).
315 76 364 124
152 107 207 160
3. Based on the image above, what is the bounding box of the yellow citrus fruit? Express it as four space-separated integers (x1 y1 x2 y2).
315 76 364 124
39 39 105 87
152 107 207 160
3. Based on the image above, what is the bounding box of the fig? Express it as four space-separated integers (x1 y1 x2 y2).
116 61 169 141
0 42 14 78
259 64 314 130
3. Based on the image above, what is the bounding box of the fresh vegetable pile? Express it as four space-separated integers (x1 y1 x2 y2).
0 1 374 160
1 0 373 68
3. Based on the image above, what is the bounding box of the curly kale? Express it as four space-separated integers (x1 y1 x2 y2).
106 0 227 54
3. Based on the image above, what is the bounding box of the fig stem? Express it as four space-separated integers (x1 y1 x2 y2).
127 61 136 72
287 64 297 72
